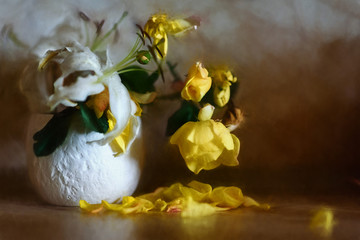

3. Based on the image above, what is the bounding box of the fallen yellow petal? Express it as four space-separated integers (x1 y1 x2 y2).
181 197 217 218
79 181 268 217
210 186 244 208
310 207 336 237
79 200 104 213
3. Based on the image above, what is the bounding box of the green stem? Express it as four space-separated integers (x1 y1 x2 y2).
91 11 128 51
101 36 142 77
117 68 150 75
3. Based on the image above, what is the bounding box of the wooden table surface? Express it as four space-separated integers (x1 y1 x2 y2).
1 169 360 240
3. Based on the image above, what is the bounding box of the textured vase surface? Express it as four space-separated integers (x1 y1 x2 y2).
27 114 143 206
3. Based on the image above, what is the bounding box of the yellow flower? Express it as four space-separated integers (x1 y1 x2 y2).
212 68 237 107
181 62 212 102
170 105 239 174
144 13 195 58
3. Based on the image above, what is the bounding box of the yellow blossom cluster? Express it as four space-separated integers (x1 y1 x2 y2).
180 62 238 106
80 181 269 217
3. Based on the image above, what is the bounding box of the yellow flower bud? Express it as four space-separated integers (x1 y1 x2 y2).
170 119 240 174
212 68 237 107
181 62 212 102
213 82 231 107
198 104 215 121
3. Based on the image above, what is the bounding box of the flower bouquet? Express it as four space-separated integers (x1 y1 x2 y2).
16 10 266 214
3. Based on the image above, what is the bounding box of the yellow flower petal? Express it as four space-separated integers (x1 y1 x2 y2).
107 110 139 155
86 87 109 118
131 91 157 104
218 134 240 167
138 187 166 202
310 207 336 237
123 198 154 214
162 183 185 201
186 121 215 145
181 197 217 218
153 33 168 58
102 200 124 211
153 199 168 211
165 18 194 35
170 119 239 174
210 186 244 208
130 95 142 117
187 181 212 195
180 185 209 202
79 200 104 213
243 196 270 210
212 67 237 87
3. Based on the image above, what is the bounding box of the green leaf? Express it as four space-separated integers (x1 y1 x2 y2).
166 101 200 136
119 66 159 94
78 102 109 133
33 108 77 157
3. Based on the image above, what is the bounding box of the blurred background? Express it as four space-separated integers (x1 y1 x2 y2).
1 0 360 198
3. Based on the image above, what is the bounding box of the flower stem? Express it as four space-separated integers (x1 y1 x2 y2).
101 36 142 77
91 11 128 51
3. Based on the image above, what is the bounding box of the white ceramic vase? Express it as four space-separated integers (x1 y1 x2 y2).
26 114 144 206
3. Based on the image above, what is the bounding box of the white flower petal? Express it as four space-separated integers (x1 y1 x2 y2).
125 116 141 152
98 74 131 144
48 75 105 109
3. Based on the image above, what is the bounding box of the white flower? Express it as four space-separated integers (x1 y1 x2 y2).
42 42 133 145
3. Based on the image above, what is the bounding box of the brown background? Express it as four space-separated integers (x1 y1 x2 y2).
0 1 360 238
1 0 360 195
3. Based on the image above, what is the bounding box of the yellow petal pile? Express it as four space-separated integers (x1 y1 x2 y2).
80 181 269 217
144 13 195 58
212 68 237 107
181 62 212 102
